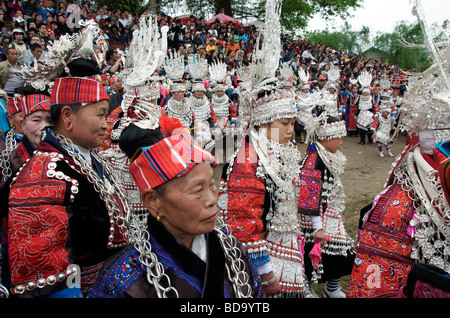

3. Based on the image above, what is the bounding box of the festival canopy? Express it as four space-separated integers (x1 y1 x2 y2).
206 13 240 27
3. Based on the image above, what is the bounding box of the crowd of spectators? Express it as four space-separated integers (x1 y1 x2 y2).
0 1 409 131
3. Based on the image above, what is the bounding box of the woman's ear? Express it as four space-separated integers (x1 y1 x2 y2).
142 189 160 219
60 105 74 131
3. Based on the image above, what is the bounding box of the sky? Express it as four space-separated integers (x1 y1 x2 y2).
306 0 449 34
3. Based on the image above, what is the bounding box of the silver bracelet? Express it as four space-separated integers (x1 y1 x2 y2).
261 274 278 287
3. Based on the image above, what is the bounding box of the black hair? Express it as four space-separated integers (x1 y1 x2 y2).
118 123 164 161
105 47 116 61
50 103 82 125
30 43 42 52
326 115 342 124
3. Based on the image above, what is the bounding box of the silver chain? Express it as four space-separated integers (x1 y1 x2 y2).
130 213 254 298
0 128 17 182
0 128 17 297
51 129 131 249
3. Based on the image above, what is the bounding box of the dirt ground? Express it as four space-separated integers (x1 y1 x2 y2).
212 132 409 296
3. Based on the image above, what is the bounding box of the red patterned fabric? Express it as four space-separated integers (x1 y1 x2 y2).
21 94 51 117
298 149 322 215
51 77 109 106
8 154 70 292
346 183 415 298
100 106 123 151
221 140 267 257
129 131 217 191
7 96 23 115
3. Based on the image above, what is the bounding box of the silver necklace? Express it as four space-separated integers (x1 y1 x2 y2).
130 214 254 298
165 98 193 128
0 128 18 181
51 129 130 249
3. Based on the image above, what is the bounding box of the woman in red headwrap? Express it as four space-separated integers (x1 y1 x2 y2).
87 120 263 298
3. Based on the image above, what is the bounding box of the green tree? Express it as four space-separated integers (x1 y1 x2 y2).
157 0 361 32
93 0 149 12
305 22 371 54
372 21 432 71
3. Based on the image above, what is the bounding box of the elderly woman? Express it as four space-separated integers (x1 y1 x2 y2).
87 119 264 298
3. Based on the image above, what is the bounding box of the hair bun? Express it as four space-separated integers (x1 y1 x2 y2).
118 123 164 161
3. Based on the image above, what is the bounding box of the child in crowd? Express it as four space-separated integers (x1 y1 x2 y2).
373 105 395 157
299 109 355 298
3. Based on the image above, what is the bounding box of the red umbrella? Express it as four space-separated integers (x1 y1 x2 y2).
206 13 240 27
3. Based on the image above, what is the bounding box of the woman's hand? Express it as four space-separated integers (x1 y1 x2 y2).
260 272 281 297
313 229 328 246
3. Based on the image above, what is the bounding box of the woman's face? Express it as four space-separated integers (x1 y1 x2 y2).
146 162 219 248
261 118 296 146
62 100 109 149
193 90 204 99
22 110 51 148
215 90 225 97
173 90 185 101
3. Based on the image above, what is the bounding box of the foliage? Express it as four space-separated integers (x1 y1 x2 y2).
372 22 432 71
305 22 371 54
92 0 149 13
305 20 434 72
156 0 361 32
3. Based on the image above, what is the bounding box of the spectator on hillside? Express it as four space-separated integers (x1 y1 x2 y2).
102 47 123 75
9 28 28 65
226 38 239 54
0 47 22 96
6 0 24 19
38 0 55 23
23 0 38 20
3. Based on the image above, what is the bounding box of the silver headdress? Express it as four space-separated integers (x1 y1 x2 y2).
397 0 450 143
327 63 341 84
300 91 347 143
121 14 168 112
164 50 187 92
209 59 228 92
237 0 297 127
358 71 372 88
11 20 100 90
188 56 208 92
279 62 295 87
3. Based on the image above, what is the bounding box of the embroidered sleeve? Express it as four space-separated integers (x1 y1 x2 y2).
221 143 269 268
7 152 75 296
229 102 238 122
298 150 323 216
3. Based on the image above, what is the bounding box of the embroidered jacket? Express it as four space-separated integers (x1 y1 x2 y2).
220 135 307 296
219 137 268 267
298 145 355 256
87 216 264 298
5 128 127 297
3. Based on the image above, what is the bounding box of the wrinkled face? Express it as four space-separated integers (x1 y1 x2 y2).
145 162 219 248
260 118 296 146
7 49 18 64
319 137 342 153
63 100 109 149
22 110 51 147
